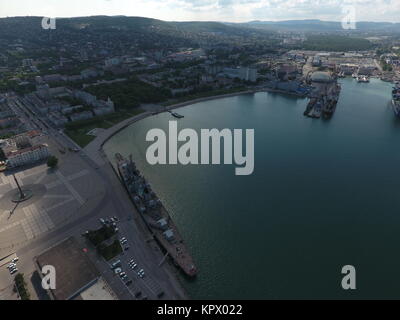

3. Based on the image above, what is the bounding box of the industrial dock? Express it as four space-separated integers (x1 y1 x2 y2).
304 71 341 119
115 153 197 277
392 83 400 117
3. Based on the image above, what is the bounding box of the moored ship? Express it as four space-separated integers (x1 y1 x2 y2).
115 153 197 277
392 85 400 118
322 83 341 119
392 99 400 118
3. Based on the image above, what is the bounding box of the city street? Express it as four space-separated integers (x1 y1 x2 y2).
0 98 187 300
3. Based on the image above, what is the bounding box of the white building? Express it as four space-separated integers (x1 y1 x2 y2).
238 67 258 82
6 144 50 168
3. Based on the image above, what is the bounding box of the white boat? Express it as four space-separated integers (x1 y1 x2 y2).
357 75 369 83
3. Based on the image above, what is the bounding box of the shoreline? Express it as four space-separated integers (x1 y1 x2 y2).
83 87 305 299
92 86 306 152
88 88 266 155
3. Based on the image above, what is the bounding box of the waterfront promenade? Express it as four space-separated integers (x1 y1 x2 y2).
84 88 268 165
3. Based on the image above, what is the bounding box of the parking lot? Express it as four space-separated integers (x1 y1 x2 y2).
84 217 165 300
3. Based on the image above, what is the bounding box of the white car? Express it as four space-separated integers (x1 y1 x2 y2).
111 260 121 269
114 267 122 274
10 268 18 274
11 257 19 263
7 263 16 269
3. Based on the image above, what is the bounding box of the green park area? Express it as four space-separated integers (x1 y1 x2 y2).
64 108 144 147
98 240 123 261
14 273 30 300
84 225 122 261
163 86 248 106
85 225 117 247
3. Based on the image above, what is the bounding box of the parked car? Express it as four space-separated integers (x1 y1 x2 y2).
114 267 122 274
111 260 121 269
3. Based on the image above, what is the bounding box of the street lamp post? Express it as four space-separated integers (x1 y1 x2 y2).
13 174 25 200
11 174 33 203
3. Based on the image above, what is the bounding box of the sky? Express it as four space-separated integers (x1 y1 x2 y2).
0 0 399 23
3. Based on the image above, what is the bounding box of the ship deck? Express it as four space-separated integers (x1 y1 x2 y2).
115 154 197 276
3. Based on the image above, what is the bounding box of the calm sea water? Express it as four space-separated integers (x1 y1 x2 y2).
104 78 400 299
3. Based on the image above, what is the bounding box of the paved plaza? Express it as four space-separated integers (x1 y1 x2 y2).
0 154 105 258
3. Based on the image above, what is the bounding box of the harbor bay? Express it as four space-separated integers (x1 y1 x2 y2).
104 78 400 299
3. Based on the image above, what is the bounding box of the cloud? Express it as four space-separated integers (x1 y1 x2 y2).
1 0 400 22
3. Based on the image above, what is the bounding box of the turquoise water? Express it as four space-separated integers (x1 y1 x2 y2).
104 78 400 299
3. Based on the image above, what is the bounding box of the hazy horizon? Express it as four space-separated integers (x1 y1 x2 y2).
0 15 400 25
0 0 399 23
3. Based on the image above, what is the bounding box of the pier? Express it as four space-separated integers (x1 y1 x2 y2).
304 71 341 119
115 153 197 277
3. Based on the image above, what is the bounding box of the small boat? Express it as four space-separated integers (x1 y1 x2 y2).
357 75 369 83
167 110 184 119
313 102 322 118
171 111 184 119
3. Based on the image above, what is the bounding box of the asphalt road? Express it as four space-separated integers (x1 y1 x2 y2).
0 96 187 300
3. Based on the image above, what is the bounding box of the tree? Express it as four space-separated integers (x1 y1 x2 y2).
14 273 30 300
0 148 6 161
47 156 58 168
